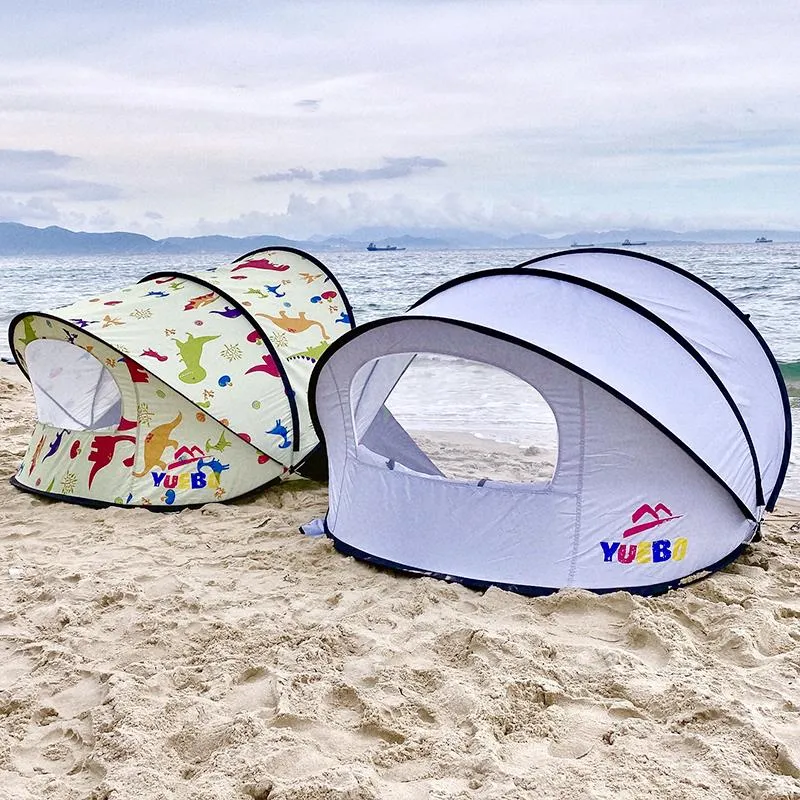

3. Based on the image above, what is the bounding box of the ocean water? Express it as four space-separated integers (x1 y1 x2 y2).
1 243 798 500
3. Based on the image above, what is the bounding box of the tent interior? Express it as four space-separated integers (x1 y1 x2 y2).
378 353 559 483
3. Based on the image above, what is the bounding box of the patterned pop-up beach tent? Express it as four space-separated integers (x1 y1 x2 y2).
9 247 353 508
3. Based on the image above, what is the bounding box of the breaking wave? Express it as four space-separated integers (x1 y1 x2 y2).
780 360 800 398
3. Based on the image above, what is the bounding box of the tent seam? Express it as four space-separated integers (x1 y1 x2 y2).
350 453 566 495
568 380 586 586
328 366 350 532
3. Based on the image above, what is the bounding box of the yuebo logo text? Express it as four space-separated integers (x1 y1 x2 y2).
600 502 688 564
600 538 688 564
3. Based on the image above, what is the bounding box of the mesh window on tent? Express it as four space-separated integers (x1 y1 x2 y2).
357 353 559 484
25 340 123 431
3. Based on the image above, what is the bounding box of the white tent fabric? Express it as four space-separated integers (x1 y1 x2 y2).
308 251 790 595
407 273 760 515
508 249 791 510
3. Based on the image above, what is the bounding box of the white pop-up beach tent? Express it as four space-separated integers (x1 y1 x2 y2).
306 248 791 595
9 247 353 508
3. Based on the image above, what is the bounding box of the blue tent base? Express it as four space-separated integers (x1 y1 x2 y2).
324 524 751 597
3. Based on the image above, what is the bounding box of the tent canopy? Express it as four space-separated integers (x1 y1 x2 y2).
10 247 353 508
308 249 790 594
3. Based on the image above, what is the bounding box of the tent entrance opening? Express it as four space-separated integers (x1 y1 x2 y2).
380 354 558 483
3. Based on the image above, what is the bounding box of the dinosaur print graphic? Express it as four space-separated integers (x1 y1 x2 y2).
197 457 230 478
246 288 272 300
184 291 218 311
205 432 232 453
231 258 290 274
43 430 69 462
133 412 182 477
121 357 150 384
173 333 221 384
246 285 287 299
255 311 329 340
286 341 329 364
88 434 137 487
209 306 242 319
20 316 38 346
266 419 292 449
141 348 168 362
28 434 47 474
245 354 281 377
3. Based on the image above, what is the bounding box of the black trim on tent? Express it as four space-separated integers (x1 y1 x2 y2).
413 266 764 508
140 270 301 456
514 248 792 511
326 525 752 598
309 315 757 523
6 316 23 373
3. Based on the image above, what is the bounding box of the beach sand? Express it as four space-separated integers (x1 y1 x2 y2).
1 362 799 800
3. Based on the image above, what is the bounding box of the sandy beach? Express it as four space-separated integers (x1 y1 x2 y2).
1 362 799 800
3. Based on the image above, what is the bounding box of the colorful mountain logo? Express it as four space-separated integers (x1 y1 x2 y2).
623 503 682 538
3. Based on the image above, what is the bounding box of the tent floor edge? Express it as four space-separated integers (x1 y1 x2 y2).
9 473 284 511
327 533 753 597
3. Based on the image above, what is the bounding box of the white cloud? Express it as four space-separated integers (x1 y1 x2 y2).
0 149 120 200
253 157 446 184
253 167 315 183
1 1 799 236
0 195 63 224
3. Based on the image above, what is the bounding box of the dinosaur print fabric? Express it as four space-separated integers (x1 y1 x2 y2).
12 322 281 506
8 248 354 508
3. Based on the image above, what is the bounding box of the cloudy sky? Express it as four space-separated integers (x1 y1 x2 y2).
2 0 798 238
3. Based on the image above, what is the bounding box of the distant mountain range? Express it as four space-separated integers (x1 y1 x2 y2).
0 221 797 255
